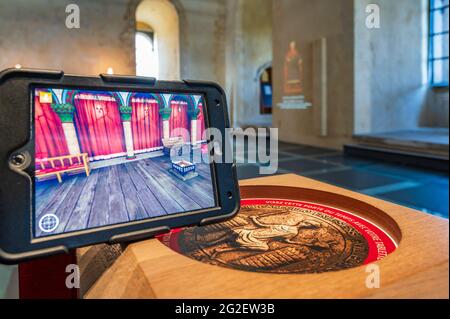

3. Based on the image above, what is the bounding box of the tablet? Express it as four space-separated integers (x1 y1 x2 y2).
0 68 239 264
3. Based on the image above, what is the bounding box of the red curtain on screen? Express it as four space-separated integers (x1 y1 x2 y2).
131 98 162 152
35 95 69 159
197 102 206 142
169 100 189 142
73 94 125 160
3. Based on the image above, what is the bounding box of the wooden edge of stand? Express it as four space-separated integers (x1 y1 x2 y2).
85 174 449 299
83 245 155 299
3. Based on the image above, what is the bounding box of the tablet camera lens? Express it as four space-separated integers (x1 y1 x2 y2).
11 153 25 166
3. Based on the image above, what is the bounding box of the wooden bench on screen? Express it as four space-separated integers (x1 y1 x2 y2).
36 153 90 183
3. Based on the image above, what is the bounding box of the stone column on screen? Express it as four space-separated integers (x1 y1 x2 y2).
188 108 201 163
119 105 135 159
159 107 172 140
51 103 81 155
188 108 201 146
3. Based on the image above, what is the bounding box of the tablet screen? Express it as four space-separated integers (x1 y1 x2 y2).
33 87 216 238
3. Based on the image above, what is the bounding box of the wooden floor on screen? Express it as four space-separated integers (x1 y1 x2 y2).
34 156 215 237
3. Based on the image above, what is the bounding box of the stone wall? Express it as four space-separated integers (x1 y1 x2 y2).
225 0 273 128
272 0 355 149
176 0 227 85
354 0 430 134
0 0 228 85
421 88 450 128
0 0 446 136
0 0 138 75
272 0 448 149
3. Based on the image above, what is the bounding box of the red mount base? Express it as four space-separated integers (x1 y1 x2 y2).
18 250 79 299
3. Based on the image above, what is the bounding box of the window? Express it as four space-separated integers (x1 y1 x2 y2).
135 23 159 78
429 0 449 86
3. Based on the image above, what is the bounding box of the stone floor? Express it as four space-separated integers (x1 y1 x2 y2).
357 128 449 146
353 128 450 157
235 140 449 219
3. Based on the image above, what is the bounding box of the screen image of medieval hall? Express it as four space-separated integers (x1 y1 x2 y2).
33 88 215 238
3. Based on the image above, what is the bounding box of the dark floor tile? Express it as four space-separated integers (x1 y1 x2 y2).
278 141 303 151
317 155 374 167
311 169 405 190
278 158 338 173
431 176 450 187
281 146 339 157
238 146 448 219
234 147 296 165
277 152 297 161
234 153 259 165
363 163 449 183
378 183 449 217
236 164 265 180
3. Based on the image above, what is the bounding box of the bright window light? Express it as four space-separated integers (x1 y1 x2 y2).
136 31 159 78
429 0 449 87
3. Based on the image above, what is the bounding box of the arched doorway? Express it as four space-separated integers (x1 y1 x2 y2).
135 0 180 80
259 65 273 115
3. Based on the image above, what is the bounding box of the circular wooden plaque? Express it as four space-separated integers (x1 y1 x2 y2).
159 186 400 274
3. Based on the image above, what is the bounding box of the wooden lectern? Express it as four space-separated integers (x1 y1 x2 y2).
84 174 449 299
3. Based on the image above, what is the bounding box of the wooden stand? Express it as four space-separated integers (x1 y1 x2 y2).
84 174 449 299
